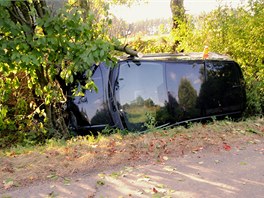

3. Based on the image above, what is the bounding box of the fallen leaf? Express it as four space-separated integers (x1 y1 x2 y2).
47 174 58 180
248 140 256 144
48 191 57 198
137 177 151 182
214 160 220 164
63 177 71 186
98 173 106 179
109 172 122 178
223 143 231 151
163 166 176 172
153 187 158 193
158 188 167 193
163 156 169 161
96 180 105 186
193 147 204 152
124 166 133 172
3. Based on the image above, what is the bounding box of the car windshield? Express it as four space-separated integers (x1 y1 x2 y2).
116 61 167 130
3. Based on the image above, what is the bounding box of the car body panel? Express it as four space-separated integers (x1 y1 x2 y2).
68 53 246 133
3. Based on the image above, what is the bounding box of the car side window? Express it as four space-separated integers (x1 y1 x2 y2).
117 61 166 130
165 62 205 120
201 61 242 113
206 61 239 84
73 66 112 125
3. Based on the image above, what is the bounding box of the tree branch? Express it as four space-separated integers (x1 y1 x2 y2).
11 2 31 26
33 0 44 18
24 0 35 27
39 0 47 15
114 45 141 57
7 7 25 25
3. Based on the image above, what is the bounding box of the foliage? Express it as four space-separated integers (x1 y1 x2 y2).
144 112 157 130
170 0 185 29
127 35 173 53
0 0 115 146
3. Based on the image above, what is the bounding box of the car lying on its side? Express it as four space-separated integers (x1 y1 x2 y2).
67 52 246 133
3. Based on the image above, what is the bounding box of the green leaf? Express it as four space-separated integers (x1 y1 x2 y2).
100 50 105 58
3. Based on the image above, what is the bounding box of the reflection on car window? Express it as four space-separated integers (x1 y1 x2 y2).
117 61 166 130
201 61 242 114
165 62 204 121
206 62 238 83
73 66 112 125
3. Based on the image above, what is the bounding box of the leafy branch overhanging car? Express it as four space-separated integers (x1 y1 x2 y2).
67 52 246 134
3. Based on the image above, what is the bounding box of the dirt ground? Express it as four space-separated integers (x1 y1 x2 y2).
0 118 263 197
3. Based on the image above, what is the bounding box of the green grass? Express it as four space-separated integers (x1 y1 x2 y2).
0 116 263 157
125 106 159 124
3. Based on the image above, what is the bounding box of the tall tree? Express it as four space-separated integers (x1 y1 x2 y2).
170 0 186 52
170 0 185 29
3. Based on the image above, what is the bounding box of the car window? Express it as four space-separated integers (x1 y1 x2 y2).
117 61 166 130
201 61 242 114
165 62 205 120
73 66 112 125
206 61 239 83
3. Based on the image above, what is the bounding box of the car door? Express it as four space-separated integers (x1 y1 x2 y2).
165 61 205 122
201 61 246 116
115 60 167 131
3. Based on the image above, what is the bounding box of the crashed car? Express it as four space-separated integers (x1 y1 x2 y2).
67 52 246 133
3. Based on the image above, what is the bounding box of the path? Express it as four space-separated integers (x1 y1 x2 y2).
1 140 264 198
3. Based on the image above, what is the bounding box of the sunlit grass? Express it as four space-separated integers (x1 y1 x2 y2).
0 116 263 157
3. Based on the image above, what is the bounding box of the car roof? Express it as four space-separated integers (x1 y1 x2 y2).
119 52 233 62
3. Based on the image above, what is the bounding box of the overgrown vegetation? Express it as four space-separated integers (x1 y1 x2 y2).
0 0 120 147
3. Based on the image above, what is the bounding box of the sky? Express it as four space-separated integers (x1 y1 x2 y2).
110 0 244 23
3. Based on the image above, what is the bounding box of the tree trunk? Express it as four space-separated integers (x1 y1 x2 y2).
170 0 185 52
6 1 70 138
170 0 185 29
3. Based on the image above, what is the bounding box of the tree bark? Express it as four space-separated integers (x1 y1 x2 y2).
114 45 141 57
170 0 185 29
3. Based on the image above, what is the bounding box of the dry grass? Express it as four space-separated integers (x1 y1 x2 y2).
0 117 263 192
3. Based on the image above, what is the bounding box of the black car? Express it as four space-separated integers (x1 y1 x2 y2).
67 52 246 133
